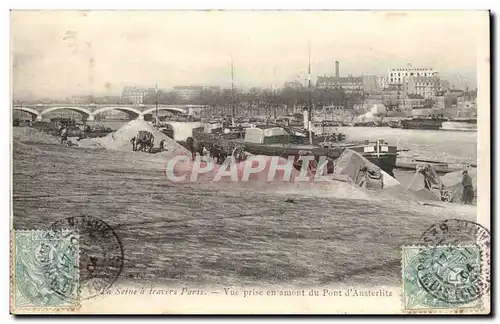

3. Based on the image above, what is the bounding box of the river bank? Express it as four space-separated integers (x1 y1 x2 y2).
12 139 476 288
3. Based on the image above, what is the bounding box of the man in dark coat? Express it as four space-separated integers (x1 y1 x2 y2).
130 137 136 151
60 127 68 144
196 141 205 156
461 170 474 204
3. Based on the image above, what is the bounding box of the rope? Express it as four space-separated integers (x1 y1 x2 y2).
406 170 420 190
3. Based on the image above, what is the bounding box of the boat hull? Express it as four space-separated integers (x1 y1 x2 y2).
400 119 445 130
243 142 397 176
193 128 398 176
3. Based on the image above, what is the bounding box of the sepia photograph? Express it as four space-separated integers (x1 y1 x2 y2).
9 10 491 314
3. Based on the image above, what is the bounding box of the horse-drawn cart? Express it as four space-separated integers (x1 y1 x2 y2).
191 127 246 163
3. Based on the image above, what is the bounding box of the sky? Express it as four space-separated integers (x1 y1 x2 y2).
11 10 488 99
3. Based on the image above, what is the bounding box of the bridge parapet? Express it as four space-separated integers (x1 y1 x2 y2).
13 104 206 121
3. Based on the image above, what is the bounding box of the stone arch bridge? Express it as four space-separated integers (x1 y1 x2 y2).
12 104 205 121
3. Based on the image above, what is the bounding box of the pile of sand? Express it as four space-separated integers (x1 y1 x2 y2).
12 127 60 145
334 149 400 189
77 138 104 149
79 120 189 155
164 155 375 201
13 139 45 155
378 184 438 203
200 156 304 182
397 167 477 204
440 168 477 204
441 167 477 187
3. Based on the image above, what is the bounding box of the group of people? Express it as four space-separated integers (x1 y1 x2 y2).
185 137 229 164
129 133 166 154
418 164 475 205
196 141 228 164
58 123 87 145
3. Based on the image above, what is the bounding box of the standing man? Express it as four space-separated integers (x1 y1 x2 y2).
130 137 136 151
356 166 369 188
60 127 68 145
461 170 474 204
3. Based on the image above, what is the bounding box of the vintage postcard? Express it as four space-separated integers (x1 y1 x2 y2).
10 10 490 314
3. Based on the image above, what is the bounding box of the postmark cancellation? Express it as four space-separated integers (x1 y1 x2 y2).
402 245 489 313
11 230 80 313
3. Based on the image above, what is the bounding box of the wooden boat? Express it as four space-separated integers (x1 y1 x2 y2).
352 121 378 127
242 125 398 176
388 120 402 128
399 115 446 130
395 158 477 175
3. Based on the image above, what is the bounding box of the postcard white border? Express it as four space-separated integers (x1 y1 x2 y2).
3 1 496 323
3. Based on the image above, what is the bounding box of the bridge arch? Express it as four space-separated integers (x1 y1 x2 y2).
40 106 93 120
13 107 41 121
141 107 187 116
142 106 187 117
91 106 143 120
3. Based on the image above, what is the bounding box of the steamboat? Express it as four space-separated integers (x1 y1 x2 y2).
395 115 447 130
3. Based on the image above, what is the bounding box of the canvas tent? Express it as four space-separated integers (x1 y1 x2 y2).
406 165 477 204
333 149 400 190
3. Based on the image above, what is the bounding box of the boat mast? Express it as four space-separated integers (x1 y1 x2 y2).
308 41 312 121
272 65 277 121
308 41 313 144
231 55 235 125
155 83 158 126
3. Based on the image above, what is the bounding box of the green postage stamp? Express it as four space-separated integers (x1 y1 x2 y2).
12 230 80 311
402 245 488 312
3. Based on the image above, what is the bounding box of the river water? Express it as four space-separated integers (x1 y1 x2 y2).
338 126 477 164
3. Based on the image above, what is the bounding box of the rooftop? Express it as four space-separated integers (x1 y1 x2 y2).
317 76 363 82
407 94 425 99
408 75 440 82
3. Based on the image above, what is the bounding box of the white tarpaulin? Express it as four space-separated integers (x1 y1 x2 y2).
333 149 400 189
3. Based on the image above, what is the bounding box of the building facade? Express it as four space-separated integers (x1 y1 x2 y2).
363 94 383 112
457 96 477 111
172 86 203 101
434 95 446 110
401 94 426 112
362 74 380 93
284 80 304 90
381 89 402 111
121 86 149 104
406 76 440 98
377 77 389 91
171 85 222 101
316 76 364 94
387 63 439 86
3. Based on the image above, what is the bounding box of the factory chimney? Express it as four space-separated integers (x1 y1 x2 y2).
335 61 340 78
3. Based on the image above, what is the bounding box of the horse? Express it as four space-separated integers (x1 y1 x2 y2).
134 131 154 153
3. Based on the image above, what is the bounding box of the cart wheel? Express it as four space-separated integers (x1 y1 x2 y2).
232 145 246 163
441 190 452 202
